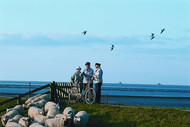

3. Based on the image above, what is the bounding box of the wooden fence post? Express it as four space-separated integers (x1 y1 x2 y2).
50 81 56 102
17 94 21 105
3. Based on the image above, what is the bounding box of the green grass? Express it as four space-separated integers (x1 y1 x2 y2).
64 103 190 127
1 97 190 127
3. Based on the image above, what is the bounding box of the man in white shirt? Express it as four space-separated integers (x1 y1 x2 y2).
93 63 103 103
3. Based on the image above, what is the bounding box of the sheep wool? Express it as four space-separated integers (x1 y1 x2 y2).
18 117 33 127
63 107 75 119
27 99 47 108
44 101 59 113
25 94 41 104
7 114 22 123
29 123 45 127
28 107 44 119
1 109 19 126
45 118 65 127
31 94 49 103
5 122 22 127
46 106 60 118
73 111 88 127
34 114 48 125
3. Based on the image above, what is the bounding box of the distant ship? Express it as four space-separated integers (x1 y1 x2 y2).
119 82 123 84
157 83 162 85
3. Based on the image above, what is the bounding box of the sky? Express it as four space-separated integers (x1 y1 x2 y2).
0 0 190 85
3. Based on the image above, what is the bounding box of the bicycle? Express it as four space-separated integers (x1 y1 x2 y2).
69 81 96 104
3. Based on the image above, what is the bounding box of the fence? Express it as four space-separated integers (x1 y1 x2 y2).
0 81 73 114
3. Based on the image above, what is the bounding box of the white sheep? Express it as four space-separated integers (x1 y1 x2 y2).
7 105 24 115
29 122 45 127
63 107 75 119
73 111 88 127
28 107 44 119
55 114 67 119
1 109 19 126
7 114 22 123
18 117 33 127
46 106 60 118
55 114 73 127
31 94 49 103
34 114 48 125
25 94 41 104
44 101 60 113
45 118 66 127
27 99 47 108
5 122 22 127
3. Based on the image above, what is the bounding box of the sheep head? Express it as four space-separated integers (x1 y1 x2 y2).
56 104 60 110
6 108 13 113
38 108 44 115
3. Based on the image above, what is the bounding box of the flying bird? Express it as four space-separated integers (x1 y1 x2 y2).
82 31 87 35
151 33 154 36
160 28 165 34
151 36 155 40
110 45 114 51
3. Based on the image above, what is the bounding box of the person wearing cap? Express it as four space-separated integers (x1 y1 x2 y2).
93 63 103 103
81 62 94 90
71 66 83 93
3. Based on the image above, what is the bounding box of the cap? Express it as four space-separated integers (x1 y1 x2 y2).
76 66 81 70
95 63 101 66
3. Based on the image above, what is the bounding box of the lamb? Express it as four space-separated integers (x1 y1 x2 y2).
73 111 88 127
31 94 49 103
5 122 22 127
28 107 44 119
46 106 60 118
63 107 75 119
7 114 22 123
18 117 33 127
45 118 66 127
1 109 19 126
25 94 41 104
34 114 48 125
44 101 60 113
27 99 47 108
29 123 45 127
7 105 24 115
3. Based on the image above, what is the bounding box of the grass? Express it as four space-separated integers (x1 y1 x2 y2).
1 97 190 127
64 103 190 127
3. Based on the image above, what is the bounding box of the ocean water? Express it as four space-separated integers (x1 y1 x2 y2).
0 81 190 108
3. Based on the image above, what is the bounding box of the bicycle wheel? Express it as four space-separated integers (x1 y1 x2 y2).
84 88 96 104
69 87 78 103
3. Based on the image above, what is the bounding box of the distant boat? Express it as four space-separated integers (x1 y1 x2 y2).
157 83 162 85
119 82 123 84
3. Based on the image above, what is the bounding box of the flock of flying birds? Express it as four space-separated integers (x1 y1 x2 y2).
150 28 165 40
82 28 165 51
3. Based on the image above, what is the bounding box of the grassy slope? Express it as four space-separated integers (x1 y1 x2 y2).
1 97 190 127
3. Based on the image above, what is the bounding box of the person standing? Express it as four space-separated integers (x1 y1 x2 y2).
71 66 83 93
93 63 103 103
81 62 94 90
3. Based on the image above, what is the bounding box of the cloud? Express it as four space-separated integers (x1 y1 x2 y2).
0 33 189 53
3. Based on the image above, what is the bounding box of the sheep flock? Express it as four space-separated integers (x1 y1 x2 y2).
0 94 88 127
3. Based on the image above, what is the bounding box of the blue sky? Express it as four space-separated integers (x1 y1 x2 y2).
0 0 190 85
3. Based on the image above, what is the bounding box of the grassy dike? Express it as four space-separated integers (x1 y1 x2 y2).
1 97 190 127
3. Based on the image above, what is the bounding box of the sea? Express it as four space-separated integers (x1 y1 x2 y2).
0 80 190 108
